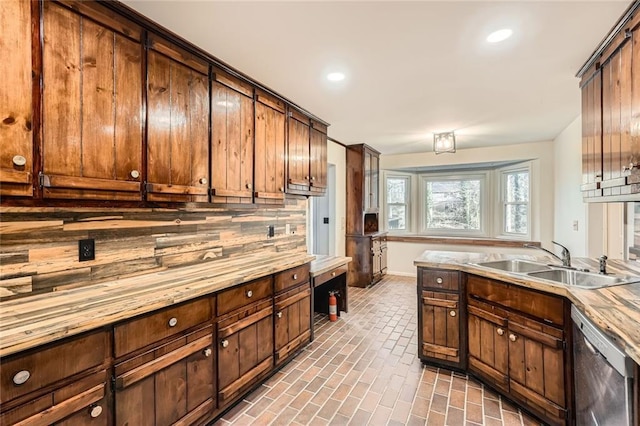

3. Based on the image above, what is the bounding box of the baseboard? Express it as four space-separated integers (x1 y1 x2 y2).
386 271 416 277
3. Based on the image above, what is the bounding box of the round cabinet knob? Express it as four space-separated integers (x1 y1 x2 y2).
246 183 252 189
509 333 517 342
12 155 26 167
89 405 103 418
497 328 505 336
293 274 298 280
436 277 443 284
168 317 178 327
311 176 315 181
130 169 140 179
246 290 253 298
199 177 207 185
12 370 30 385
305 176 310 180
449 310 456 317
203 348 212 357
279 186 284 192
332 272 336 277
221 339 229 348
276 311 283 319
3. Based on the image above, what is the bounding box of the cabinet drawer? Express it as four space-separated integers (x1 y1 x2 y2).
0 370 108 425
217 276 273 316
467 275 565 326
313 265 347 288
275 263 310 293
421 269 459 291
0 330 109 405
114 297 213 358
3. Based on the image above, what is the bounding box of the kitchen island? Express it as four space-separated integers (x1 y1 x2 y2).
414 250 640 426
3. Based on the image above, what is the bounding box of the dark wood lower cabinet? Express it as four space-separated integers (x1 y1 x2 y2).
217 298 274 408
275 283 312 365
346 233 387 288
114 326 215 426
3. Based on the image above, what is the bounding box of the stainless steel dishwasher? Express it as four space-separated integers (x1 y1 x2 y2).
572 306 635 425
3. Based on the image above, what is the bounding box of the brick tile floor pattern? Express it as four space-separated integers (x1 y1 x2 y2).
213 275 541 426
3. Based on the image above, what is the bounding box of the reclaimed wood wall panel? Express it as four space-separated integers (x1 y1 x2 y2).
0 198 307 299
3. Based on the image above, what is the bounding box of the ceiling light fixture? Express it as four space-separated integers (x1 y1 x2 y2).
327 72 345 82
433 131 456 154
487 29 513 43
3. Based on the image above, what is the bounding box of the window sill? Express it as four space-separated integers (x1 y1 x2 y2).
385 235 540 248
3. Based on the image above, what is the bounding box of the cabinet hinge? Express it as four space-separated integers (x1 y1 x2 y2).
110 375 116 393
38 172 50 188
562 340 567 351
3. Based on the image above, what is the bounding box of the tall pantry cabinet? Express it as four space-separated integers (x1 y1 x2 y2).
345 144 387 288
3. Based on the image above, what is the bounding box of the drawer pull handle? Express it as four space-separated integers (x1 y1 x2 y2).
89 405 103 418
276 311 283 319
221 339 229 348
497 328 505 336
203 348 213 357
12 155 27 167
199 177 208 185
293 274 298 280
436 277 443 284
130 169 140 179
246 183 252 189
168 317 178 327
509 333 517 342
246 290 253 298
12 370 30 385
449 310 456 317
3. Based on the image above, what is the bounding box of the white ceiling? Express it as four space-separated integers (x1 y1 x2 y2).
123 0 629 155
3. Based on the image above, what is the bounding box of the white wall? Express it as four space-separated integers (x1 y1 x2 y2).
552 116 588 257
328 141 346 256
381 140 556 275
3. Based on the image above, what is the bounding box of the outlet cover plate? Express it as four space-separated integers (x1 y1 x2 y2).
79 239 95 262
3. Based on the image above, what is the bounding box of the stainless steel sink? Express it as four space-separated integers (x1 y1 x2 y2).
475 259 552 273
527 269 640 289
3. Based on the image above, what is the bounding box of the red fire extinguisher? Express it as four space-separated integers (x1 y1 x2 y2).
329 291 338 322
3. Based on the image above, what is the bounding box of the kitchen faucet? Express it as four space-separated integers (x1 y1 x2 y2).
524 241 572 268
598 255 608 275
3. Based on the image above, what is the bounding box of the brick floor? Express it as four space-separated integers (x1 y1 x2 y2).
213 275 541 425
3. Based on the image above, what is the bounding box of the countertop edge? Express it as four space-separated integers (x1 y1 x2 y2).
0 253 315 358
309 256 352 276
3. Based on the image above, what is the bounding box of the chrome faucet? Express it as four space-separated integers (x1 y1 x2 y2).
524 241 572 268
599 255 608 275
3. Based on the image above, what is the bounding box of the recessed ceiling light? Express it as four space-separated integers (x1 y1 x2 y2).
486 29 513 43
327 72 345 82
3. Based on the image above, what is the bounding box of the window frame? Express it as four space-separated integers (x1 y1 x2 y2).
384 173 411 233
498 164 531 240
419 171 490 237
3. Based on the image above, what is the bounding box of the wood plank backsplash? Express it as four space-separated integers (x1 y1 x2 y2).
0 198 307 299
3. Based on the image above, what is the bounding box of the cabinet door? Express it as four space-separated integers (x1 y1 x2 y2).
629 25 640 189
0 0 33 198
508 315 567 424
370 152 379 210
287 110 310 194
309 121 327 195
364 150 372 211
211 71 254 204
217 304 273 408
275 284 311 364
380 239 387 275
420 291 460 363
580 71 603 198
467 301 509 392
115 327 215 426
146 36 209 203
255 91 286 204
42 2 143 201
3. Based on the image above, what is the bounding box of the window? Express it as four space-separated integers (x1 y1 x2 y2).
386 176 409 231
421 174 487 235
501 168 530 236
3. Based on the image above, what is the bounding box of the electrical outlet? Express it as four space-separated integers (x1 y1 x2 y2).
268 225 275 238
79 239 95 262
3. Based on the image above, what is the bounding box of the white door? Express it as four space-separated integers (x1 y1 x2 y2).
312 164 336 255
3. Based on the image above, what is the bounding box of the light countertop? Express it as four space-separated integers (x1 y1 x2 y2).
309 255 352 276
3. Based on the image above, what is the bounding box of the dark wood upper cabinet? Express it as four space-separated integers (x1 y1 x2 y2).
0 0 33 198
286 109 311 195
41 1 144 201
254 90 286 204
346 144 381 235
309 121 328 195
146 35 210 203
211 70 254 204
579 3 640 200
